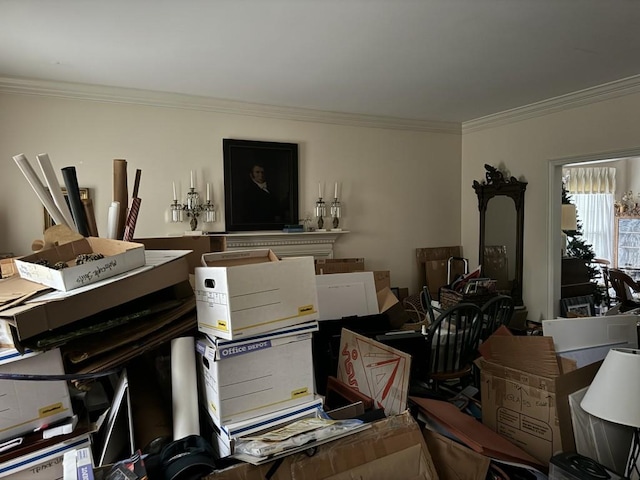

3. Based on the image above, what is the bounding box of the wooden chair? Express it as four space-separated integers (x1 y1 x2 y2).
479 295 515 341
593 258 613 308
422 302 483 392
607 268 640 313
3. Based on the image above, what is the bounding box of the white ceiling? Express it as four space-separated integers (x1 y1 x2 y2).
2 0 640 124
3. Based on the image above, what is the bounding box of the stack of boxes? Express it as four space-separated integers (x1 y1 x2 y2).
193 249 322 458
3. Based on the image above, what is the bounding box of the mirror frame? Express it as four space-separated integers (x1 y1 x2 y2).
473 165 527 306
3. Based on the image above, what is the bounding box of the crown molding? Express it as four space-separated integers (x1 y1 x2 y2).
462 74 640 134
0 76 460 134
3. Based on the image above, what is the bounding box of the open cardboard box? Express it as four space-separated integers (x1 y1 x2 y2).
206 411 437 480
14 237 145 291
476 326 602 465
0 251 189 342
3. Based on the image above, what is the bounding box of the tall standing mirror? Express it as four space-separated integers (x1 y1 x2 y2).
473 165 527 306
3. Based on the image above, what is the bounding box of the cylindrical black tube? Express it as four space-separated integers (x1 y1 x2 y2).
61 166 90 237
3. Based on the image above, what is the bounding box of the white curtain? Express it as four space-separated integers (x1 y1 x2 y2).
572 193 615 263
563 167 616 263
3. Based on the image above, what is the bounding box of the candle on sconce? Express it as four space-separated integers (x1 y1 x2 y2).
173 181 177 201
318 182 322 199
207 183 210 202
190 171 194 189
334 182 339 199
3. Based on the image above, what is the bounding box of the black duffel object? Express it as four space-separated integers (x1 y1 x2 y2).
159 435 217 480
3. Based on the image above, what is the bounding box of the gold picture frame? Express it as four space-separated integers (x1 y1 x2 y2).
43 187 90 231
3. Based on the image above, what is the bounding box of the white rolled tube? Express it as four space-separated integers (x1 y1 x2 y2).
171 336 200 440
13 153 67 227
36 153 77 231
107 201 120 239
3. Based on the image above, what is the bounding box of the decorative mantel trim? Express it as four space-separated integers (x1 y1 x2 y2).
221 231 348 258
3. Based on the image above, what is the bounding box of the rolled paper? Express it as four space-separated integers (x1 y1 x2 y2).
123 197 141 242
36 153 77 231
61 166 90 237
171 337 200 440
113 159 128 240
13 153 67 227
82 198 99 237
107 201 120 239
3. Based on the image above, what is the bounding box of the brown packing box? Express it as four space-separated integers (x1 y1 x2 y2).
416 246 463 298
377 286 409 328
137 235 225 274
476 329 602 465
314 258 365 275
206 411 438 480
0 253 189 342
422 429 490 480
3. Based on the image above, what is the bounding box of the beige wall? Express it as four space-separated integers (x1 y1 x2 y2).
0 92 461 294
462 92 640 321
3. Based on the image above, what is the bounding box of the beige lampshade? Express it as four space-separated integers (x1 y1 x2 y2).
581 348 640 428
561 204 577 231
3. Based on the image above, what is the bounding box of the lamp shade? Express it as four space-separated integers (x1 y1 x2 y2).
581 348 640 428
561 204 577 231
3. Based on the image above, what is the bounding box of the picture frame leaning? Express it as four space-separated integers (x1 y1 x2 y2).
223 139 299 232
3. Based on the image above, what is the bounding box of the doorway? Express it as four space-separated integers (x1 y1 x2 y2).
548 148 640 318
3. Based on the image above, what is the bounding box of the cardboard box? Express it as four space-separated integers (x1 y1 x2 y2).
337 329 411 416
0 251 189 342
0 348 73 443
15 237 145 291
195 250 319 339
137 235 225 274
376 287 409 328
206 411 437 480
476 331 602 465
211 397 324 458
314 258 364 275
196 322 318 427
0 432 91 479
416 246 463 298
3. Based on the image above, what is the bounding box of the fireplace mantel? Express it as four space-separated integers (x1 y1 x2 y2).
219 230 349 258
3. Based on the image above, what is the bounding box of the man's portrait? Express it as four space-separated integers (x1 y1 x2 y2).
223 139 299 231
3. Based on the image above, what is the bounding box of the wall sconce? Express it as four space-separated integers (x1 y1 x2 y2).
170 172 216 232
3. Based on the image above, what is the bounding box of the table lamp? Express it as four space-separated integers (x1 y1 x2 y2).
561 204 577 257
581 348 640 478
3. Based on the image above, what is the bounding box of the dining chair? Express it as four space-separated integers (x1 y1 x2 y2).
422 302 483 393
479 295 515 342
608 268 640 313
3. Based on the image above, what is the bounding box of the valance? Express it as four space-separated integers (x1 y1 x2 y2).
563 167 616 194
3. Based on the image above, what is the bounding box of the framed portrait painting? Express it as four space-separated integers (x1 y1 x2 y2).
223 138 299 232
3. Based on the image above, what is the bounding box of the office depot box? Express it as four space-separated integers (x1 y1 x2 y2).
0 431 91 479
0 251 189 342
196 322 318 427
195 250 319 339
211 397 324 458
476 331 601 465
15 237 145 291
0 348 72 443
